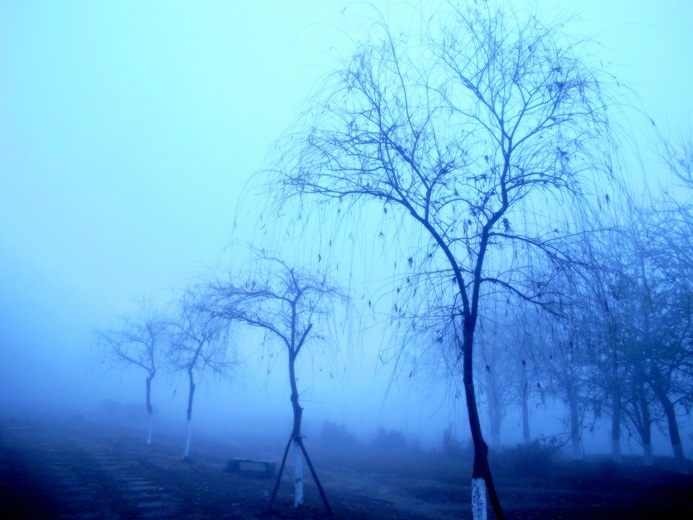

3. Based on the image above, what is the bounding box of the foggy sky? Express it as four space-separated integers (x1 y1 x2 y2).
1 1 691 448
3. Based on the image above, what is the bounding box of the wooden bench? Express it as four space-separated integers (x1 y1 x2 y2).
224 458 276 478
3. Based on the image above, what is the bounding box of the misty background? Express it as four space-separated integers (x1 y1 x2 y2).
1 0 691 455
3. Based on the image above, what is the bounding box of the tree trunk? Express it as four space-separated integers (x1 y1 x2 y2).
285 350 331 513
520 362 530 444
486 371 502 449
655 388 688 474
184 369 196 459
289 354 304 507
269 332 331 514
183 420 192 459
611 384 621 464
462 319 504 520
423 191 505 519
489 410 501 450
293 440 304 507
567 378 581 460
471 478 487 520
521 398 530 444
145 374 154 445
637 380 654 466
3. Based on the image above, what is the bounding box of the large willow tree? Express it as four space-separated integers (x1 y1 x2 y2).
267 3 619 518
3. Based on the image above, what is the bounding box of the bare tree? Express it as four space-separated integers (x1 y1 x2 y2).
606 264 658 467
168 287 235 460
95 299 168 445
477 304 550 447
567 229 630 464
536 286 592 461
513 306 555 446
207 253 346 513
266 3 618 518
623 368 657 466
600 202 692 472
635 218 692 474
475 311 521 449
579 199 692 470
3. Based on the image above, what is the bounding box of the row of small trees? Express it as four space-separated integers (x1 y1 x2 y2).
95 253 344 510
94 292 231 453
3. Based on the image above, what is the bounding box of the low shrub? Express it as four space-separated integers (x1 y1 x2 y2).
493 436 562 476
319 420 361 450
371 427 408 451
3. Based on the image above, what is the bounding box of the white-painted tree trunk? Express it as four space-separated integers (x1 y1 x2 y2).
183 419 191 459
293 441 304 507
146 414 152 445
471 478 487 520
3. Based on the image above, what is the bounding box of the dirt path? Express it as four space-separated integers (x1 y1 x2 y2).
1 419 195 518
0 417 426 519
2 415 692 519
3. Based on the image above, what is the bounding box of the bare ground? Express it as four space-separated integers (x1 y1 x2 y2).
1 413 691 519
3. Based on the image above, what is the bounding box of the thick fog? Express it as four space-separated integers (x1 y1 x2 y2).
2 0 691 464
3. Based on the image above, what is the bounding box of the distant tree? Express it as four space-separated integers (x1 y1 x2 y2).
476 314 517 449
570 229 630 464
545 312 596 460
95 299 167 445
477 306 550 447
634 213 692 474
481 346 510 449
207 253 346 512
517 220 635 463
652 133 693 472
266 3 619 517
167 286 235 460
623 367 657 466
513 308 554 446
606 264 658 467
585 201 692 470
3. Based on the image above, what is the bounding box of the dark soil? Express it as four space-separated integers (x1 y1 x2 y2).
1 414 691 519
